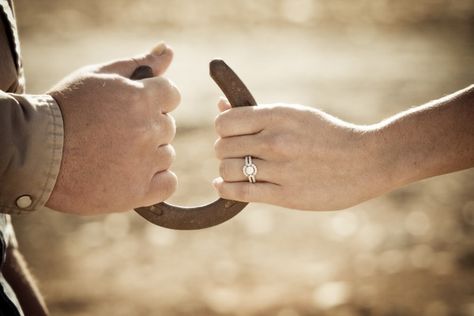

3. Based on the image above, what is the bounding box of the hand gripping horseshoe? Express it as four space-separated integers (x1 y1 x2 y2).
131 60 257 230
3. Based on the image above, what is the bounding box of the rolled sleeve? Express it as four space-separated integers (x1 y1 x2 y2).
0 92 63 214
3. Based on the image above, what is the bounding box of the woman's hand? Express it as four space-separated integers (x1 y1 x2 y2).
213 99 386 211
213 85 474 211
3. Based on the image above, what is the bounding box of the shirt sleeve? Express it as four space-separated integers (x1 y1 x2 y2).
0 92 63 214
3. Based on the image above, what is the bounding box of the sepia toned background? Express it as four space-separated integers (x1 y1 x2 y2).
11 0 474 315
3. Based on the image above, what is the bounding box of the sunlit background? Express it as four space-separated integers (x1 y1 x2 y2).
11 0 474 315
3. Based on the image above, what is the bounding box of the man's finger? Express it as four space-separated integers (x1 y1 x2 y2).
142 77 181 114
212 177 281 203
153 144 176 174
98 42 174 78
153 115 176 145
143 170 177 207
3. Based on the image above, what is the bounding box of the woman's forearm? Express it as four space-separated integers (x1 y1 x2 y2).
372 84 474 191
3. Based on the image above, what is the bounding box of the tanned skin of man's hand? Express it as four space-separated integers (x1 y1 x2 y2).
46 43 181 215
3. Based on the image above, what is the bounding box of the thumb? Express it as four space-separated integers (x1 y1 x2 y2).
217 97 232 112
98 42 173 78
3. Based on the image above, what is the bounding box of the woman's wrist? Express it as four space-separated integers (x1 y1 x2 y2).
362 122 409 198
330 123 398 206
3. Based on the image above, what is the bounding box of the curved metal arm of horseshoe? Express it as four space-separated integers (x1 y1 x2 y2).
131 60 257 230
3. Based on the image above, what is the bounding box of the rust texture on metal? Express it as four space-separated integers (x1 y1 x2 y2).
131 60 257 230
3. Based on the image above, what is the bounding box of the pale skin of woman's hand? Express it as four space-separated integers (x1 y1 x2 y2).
46 43 180 215
213 85 474 211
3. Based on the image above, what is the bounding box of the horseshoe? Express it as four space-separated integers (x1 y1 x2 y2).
131 60 257 230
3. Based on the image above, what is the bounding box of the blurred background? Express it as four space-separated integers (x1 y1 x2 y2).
11 0 474 315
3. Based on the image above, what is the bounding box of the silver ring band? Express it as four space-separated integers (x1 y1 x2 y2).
243 156 258 183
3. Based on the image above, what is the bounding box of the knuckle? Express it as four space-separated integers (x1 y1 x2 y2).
214 138 224 159
159 144 176 167
161 171 178 198
158 78 181 112
170 147 177 163
169 84 181 109
273 103 290 115
83 73 109 89
159 114 176 143
214 182 226 198
80 64 98 74
266 104 292 124
259 105 274 117
261 105 278 123
167 145 176 163
214 115 225 136
214 112 232 137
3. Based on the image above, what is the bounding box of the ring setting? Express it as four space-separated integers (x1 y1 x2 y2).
243 156 258 183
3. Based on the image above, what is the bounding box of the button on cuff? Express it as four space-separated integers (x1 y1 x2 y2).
16 195 33 209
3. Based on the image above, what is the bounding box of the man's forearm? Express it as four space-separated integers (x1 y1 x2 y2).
373 84 474 190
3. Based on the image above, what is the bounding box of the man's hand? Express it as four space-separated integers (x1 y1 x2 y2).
46 43 180 214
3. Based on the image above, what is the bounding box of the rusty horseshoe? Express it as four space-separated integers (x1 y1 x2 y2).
131 60 257 230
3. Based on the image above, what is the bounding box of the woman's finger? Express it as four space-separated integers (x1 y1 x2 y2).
215 106 272 138
219 158 280 184
212 177 282 204
217 97 232 112
214 134 267 159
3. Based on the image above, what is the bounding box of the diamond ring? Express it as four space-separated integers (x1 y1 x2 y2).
243 156 258 183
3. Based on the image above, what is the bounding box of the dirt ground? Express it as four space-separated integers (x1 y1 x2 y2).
9 0 474 315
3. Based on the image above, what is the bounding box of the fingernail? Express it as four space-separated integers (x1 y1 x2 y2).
151 42 167 56
219 96 228 103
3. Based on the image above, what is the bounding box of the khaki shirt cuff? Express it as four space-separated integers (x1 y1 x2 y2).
0 94 64 214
